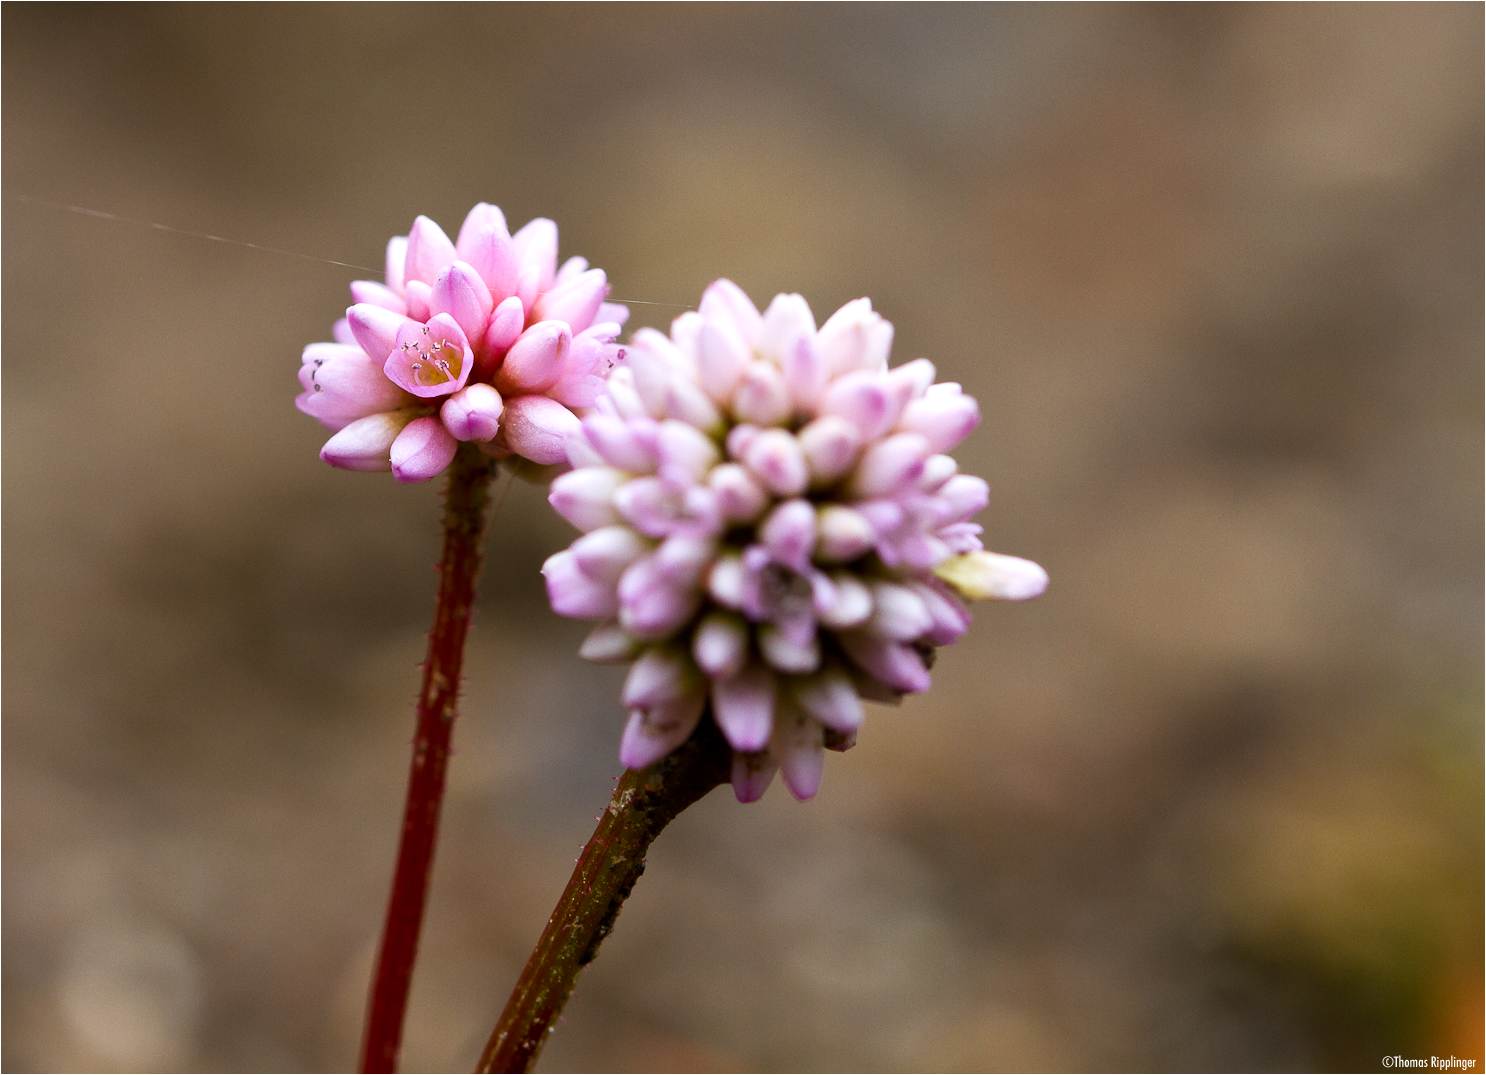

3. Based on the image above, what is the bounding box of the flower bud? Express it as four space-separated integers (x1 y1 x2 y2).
319 411 414 472
815 505 875 564
350 280 406 315
390 416 458 484
789 667 865 733
440 383 503 442
731 362 793 427
580 621 641 664
845 432 929 498
501 395 581 464
346 302 413 363
619 692 706 770
571 525 650 585
622 648 697 708
743 429 808 497
692 611 750 679
496 321 572 395
455 202 519 301
543 549 620 618
759 499 817 572
711 662 777 752
932 551 1049 601
697 319 751 401
797 415 863 486
549 466 625 531
404 215 457 286
897 385 980 454
430 260 494 345
532 267 607 333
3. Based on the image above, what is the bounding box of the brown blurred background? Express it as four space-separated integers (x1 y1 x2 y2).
3 4 1481 1072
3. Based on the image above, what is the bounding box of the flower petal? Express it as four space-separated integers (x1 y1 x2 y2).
623 648 695 708
864 581 933 641
597 301 630 327
572 525 651 585
708 463 770 524
818 297 893 376
797 415 862 486
696 319 751 402
759 499 817 572
759 622 820 674
583 413 660 474
814 505 875 564
897 384 980 453
936 474 990 523
845 432 930 499
296 342 409 430
816 571 873 629
477 296 526 381
819 370 896 441
756 292 816 365
403 280 432 321
780 335 827 411
656 420 720 482
617 554 702 640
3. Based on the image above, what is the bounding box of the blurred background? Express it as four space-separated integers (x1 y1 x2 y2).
3 4 1481 1072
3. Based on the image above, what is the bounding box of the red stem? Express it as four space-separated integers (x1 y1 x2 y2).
477 719 732 1073
360 445 498 1073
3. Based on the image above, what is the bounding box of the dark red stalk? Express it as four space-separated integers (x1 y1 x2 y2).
360 444 499 1073
477 719 733 1073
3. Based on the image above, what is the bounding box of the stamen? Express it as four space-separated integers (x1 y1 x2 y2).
400 333 464 388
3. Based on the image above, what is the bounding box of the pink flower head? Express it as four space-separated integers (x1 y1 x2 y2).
543 280 1047 802
296 204 629 482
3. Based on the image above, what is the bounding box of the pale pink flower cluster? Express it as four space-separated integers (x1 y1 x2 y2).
543 280 1047 802
297 205 628 481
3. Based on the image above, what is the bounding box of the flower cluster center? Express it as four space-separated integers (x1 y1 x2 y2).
400 326 463 388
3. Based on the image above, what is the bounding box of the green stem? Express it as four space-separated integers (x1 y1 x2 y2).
476 719 733 1073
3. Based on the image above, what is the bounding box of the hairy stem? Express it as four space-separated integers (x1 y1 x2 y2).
477 720 733 1074
360 445 499 1073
